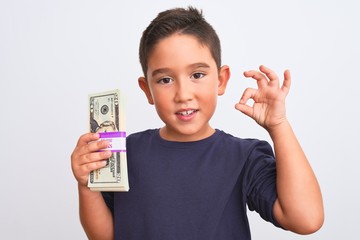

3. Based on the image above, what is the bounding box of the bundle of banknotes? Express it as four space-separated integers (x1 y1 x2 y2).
87 89 129 191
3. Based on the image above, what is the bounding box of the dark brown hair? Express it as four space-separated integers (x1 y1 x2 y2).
139 6 221 78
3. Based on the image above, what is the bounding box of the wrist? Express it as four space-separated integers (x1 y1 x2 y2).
267 119 292 139
78 183 92 195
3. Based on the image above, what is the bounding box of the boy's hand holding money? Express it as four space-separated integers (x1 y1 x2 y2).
71 133 112 187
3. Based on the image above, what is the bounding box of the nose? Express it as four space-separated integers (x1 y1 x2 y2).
174 79 193 103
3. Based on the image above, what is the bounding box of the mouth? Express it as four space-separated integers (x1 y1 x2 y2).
176 109 198 116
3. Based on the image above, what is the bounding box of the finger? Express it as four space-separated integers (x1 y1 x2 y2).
80 150 112 166
83 160 108 172
243 70 268 88
71 149 111 175
76 132 100 147
281 69 291 93
238 87 257 105
259 65 279 87
259 65 279 80
71 137 111 168
77 138 111 157
235 102 253 118
74 160 108 184
72 133 98 159
71 149 110 185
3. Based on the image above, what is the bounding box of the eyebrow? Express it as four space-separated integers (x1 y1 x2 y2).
151 62 211 78
151 68 171 78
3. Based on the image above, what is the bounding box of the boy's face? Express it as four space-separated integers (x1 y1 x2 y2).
139 34 230 142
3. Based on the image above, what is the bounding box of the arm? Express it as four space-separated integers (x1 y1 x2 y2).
71 133 114 239
235 65 324 234
269 119 323 234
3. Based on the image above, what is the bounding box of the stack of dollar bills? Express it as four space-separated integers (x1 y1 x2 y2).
88 89 129 192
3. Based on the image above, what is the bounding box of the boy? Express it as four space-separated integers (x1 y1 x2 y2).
71 7 324 240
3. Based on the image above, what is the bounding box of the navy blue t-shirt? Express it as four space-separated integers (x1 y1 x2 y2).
102 129 280 240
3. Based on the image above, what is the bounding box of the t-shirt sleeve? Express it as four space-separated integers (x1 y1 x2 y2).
101 192 114 216
243 140 281 228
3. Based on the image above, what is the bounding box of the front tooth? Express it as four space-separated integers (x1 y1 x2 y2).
179 110 194 116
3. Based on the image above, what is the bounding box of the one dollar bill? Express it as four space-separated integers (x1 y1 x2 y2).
87 89 129 192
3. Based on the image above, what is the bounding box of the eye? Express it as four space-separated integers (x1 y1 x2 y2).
192 72 205 79
157 77 173 84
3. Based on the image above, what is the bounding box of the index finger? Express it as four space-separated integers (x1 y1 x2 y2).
76 132 100 147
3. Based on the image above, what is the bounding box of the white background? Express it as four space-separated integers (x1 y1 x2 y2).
1 0 359 239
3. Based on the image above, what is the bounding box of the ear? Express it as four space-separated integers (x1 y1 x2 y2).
138 77 154 105
217 65 230 96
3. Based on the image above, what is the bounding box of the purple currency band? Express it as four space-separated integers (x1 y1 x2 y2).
98 131 126 153
98 149 127 153
99 131 126 138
